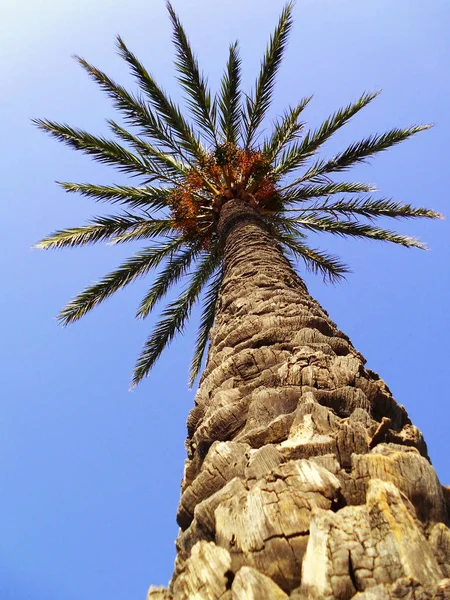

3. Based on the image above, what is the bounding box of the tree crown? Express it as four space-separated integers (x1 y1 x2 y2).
34 2 441 388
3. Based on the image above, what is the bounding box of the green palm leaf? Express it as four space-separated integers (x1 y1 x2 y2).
298 125 431 184
75 56 180 153
281 181 376 204
218 42 242 144
132 250 220 387
58 238 186 325
277 231 349 282
273 91 380 179
281 214 427 248
263 97 312 162
299 196 442 221
107 119 188 180
166 2 217 144
34 214 172 249
115 35 203 159
108 219 176 245
57 182 171 211
136 246 201 319
33 120 150 176
189 269 222 387
243 2 294 148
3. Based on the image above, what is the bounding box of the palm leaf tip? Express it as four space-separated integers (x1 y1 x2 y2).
244 2 294 148
218 41 242 144
131 249 220 387
166 1 217 143
188 269 222 387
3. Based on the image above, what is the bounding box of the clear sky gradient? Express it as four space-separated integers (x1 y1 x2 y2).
2 1 449 599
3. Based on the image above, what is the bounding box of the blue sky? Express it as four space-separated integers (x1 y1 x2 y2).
1 1 449 598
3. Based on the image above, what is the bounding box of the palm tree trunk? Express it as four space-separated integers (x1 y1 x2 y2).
149 200 450 600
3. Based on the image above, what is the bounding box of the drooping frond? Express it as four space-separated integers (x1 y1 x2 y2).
115 36 203 158
279 214 427 248
166 2 217 144
58 182 171 211
273 91 380 179
132 250 220 387
276 231 349 282
75 56 181 152
218 42 242 145
136 246 200 319
297 125 432 184
189 268 222 387
243 2 294 148
263 97 312 163
58 238 186 325
34 214 172 249
33 120 150 176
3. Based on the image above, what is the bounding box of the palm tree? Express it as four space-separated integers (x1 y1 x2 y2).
35 3 450 598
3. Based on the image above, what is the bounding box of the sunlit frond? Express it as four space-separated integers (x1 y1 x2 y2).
33 120 150 176
136 246 200 319
280 214 427 248
263 96 312 163
281 181 376 204
299 196 442 221
276 231 349 282
34 214 171 249
218 42 242 144
132 250 220 387
57 182 171 211
107 119 188 180
75 56 181 152
189 269 222 387
297 125 431 184
243 2 294 148
115 35 203 158
273 91 380 179
58 238 186 325
166 2 218 144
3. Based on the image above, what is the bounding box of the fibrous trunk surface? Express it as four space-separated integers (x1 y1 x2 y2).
149 201 450 599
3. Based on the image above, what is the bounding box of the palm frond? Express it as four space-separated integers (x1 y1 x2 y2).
109 219 176 244
276 231 349 282
115 36 203 158
218 42 242 144
58 238 186 325
281 214 427 248
281 181 376 204
189 268 222 387
34 214 172 249
132 250 220 387
58 182 171 211
33 119 150 176
166 2 217 144
299 125 431 182
136 246 200 319
263 96 312 162
243 2 294 148
299 196 443 221
107 119 188 179
75 56 181 153
273 91 380 178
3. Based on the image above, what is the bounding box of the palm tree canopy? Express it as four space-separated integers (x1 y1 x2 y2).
34 1 441 389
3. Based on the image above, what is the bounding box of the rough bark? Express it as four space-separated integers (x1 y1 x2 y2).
149 201 449 599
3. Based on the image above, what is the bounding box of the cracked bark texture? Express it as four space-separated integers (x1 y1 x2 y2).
148 201 450 599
